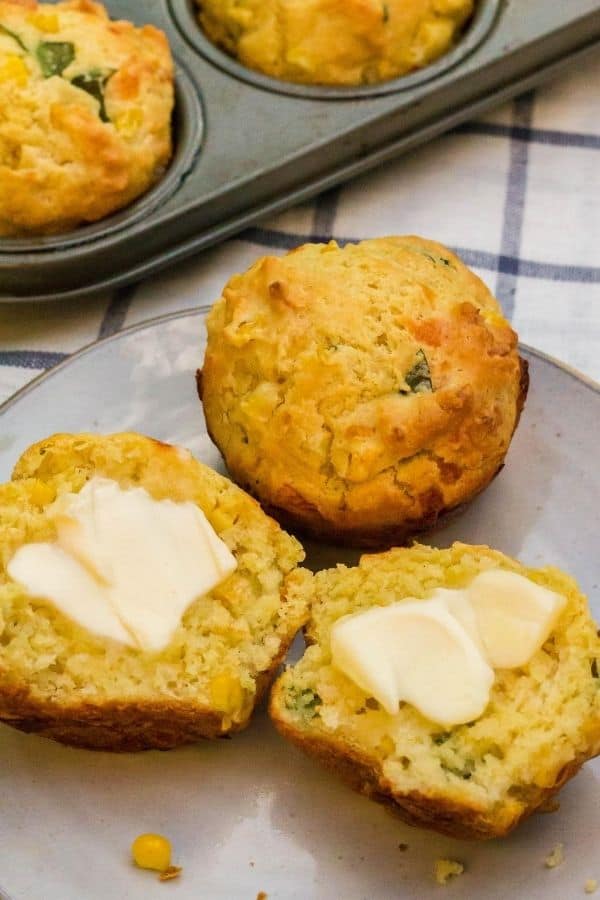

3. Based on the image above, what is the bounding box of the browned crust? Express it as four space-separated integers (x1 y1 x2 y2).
0 633 293 752
1 431 307 751
198 359 530 550
270 690 590 841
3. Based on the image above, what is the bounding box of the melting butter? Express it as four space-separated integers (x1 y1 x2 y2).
330 569 566 726
7 477 237 651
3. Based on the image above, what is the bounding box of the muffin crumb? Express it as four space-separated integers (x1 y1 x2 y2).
584 879 598 894
434 858 464 885
544 844 564 869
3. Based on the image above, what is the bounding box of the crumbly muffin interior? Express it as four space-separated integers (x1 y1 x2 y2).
0 434 306 725
275 544 600 828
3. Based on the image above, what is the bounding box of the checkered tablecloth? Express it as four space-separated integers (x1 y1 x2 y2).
1 54 599 405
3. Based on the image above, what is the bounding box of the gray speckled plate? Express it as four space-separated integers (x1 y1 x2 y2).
0 309 598 900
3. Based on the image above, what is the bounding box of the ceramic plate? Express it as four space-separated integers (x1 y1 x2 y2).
0 310 598 900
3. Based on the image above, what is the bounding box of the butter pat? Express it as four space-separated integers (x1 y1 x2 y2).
331 600 494 725
7 477 237 651
330 569 566 726
466 569 566 669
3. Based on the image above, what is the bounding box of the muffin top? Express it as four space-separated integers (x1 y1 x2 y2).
200 236 527 546
0 0 174 236
196 0 474 87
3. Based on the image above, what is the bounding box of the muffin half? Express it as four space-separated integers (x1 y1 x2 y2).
270 543 600 839
199 236 528 547
0 432 307 751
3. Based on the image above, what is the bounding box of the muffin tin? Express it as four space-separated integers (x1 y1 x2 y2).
2 0 599 302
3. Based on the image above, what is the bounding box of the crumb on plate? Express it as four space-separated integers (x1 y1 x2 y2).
544 843 564 869
434 858 464 885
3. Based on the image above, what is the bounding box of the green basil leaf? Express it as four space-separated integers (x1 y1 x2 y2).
0 23 27 51
37 41 75 77
70 69 114 122
401 349 433 394
288 687 322 719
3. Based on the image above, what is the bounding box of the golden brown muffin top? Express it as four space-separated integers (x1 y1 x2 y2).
201 237 526 545
0 0 174 235
197 0 474 86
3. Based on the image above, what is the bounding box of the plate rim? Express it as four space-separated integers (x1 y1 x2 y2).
1 307 598 426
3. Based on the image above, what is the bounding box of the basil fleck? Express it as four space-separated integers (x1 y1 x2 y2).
70 69 115 122
442 758 475 780
0 23 27 52
432 731 451 746
382 3 390 22
401 349 433 394
37 41 75 77
288 687 322 720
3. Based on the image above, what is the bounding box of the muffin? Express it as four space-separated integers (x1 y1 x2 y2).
0 0 174 236
270 543 600 839
0 432 307 751
199 236 528 547
196 0 474 87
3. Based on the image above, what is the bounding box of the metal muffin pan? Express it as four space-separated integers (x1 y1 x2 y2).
1 0 599 302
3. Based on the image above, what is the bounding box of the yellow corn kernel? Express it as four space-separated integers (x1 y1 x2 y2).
131 833 171 872
0 54 29 86
114 108 143 137
208 507 234 533
26 11 60 32
29 480 56 507
416 18 456 60
210 672 244 713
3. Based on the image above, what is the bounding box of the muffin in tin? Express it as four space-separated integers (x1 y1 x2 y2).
0 0 174 236
196 0 474 87
199 236 528 547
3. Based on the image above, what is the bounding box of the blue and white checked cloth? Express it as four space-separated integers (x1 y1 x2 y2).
1 55 599 404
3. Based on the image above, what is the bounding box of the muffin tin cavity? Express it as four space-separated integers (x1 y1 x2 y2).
170 0 501 99
0 62 203 254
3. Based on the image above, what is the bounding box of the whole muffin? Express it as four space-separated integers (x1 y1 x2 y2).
0 0 174 236
199 236 528 547
0 432 307 750
196 0 474 87
270 543 600 839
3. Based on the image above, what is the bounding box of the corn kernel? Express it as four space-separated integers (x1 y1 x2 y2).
0 54 29 86
114 108 143 137
131 833 171 872
26 11 60 32
210 672 244 713
416 18 455 59
29 481 56 507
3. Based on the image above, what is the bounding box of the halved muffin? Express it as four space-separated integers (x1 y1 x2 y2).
0 432 307 751
270 543 600 839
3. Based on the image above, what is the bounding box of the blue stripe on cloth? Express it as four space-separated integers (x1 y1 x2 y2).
239 228 600 283
98 282 138 339
495 92 536 317
455 122 600 150
0 350 68 370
